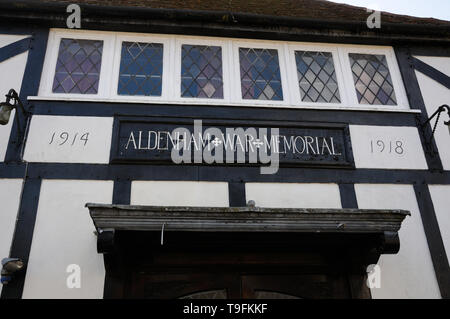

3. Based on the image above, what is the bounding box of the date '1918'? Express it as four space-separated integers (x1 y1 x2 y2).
49 132 90 146
370 139 404 155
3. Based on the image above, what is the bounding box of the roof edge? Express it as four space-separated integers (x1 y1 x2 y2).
1 1 449 42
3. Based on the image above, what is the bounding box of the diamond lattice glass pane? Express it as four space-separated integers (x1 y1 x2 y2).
181 45 223 99
295 51 341 103
52 38 103 94
349 53 397 105
118 42 163 96
239 48 283 100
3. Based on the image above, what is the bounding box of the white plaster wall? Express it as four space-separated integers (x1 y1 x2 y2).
131 181 229 207
0 35 29 48
245 183 342 208
355 184 441 299
0 179 23 295
0 35 29 162
349 125 428 170
0 52 28 101
414 56 450 170
23 116 114 164
22 179 113 299
428 185 450 263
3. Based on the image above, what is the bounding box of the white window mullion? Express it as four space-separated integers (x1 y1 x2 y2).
337 47 359 107
222 39 233 103
98 34 116 98
227 39 237 104
232 41 241 103
278 44 291 106
335 47 352 107
109 35 123 100
163 36 176 101
103 34 118 99
283 43 297 106
167 36 177 100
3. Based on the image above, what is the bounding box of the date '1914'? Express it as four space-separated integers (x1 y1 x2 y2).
49 132 90 146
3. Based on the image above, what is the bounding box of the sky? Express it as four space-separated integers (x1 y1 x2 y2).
328 0 450 21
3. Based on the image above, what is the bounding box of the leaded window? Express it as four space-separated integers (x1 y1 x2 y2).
239 48 283 101
52 38 103 94
118 42 163 96
181 45 223 99
295 51 340 103
349 53 397 105
44 31 408 110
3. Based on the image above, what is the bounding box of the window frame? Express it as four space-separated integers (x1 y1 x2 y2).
173 36 232 103
110 34 171 101
39 29 115 99
36 29 412 112
231 40 291 106
286 43 348 108
338 45 409 110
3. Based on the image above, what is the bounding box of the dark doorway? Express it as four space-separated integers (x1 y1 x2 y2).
104 231 373 299
126 271 352 299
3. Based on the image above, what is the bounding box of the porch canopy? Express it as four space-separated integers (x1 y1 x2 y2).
85 203 410 262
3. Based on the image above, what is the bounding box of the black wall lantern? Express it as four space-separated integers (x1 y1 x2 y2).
0 89 26 126
422 104 450 142
1 258 25 285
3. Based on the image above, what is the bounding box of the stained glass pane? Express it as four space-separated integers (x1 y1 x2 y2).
239 48 283 101
181 45 223 99
118 42 163 96
349 53 397 105
295 51 340 103
52 38 103 94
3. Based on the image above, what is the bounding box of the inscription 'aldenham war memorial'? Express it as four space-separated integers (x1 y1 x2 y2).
110 117 354 173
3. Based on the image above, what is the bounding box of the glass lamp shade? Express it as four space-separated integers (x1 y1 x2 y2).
0 103 13 125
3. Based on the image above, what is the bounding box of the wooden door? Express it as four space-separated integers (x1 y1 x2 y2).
126 270 351 299
241 274 350 299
